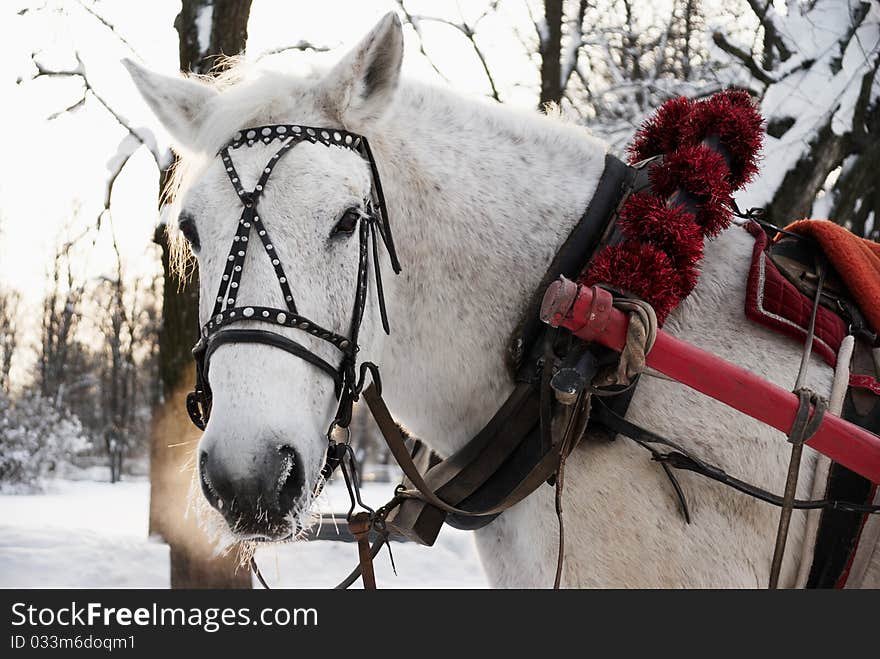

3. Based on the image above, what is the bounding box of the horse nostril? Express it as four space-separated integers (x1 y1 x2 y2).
277 445 305 515
198 451 221 510
197 442 304 538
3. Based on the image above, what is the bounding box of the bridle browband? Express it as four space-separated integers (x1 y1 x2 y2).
185 123 401 482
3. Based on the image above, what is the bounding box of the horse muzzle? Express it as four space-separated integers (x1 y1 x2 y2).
199 441 305 540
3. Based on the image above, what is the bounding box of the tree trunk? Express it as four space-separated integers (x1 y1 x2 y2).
765 121 850 225
831 133 880 240
148 0 253 589
765 51 879 234
681 0 696 80
538 0 564 108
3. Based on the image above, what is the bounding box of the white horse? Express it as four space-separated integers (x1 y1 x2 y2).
125 13 879 588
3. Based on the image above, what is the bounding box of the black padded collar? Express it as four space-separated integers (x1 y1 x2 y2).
508 153 635 375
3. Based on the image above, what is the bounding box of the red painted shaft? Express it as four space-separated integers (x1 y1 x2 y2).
540 278 880 483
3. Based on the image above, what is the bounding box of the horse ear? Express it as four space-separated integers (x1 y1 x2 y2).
321 12 404 128
122 58 217 150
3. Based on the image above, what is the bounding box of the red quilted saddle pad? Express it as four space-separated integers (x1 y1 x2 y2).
744 222 846 367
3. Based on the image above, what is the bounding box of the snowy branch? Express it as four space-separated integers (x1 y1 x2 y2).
74 0 142 60
256 40 332 59
72 55 153 151
17 1 167 230
712 31 774 85
26 52 161 228
47 94 87 121
30 55 84 80
745 0 793 66
560 0 588 89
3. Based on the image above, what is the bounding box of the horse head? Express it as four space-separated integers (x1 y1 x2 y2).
125 13 404 542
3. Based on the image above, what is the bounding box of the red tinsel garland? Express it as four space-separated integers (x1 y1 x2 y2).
580 89 763 324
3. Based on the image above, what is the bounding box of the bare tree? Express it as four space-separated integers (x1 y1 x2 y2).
0 287 20 395
94 230 147 482
396 0 724 144
38 239 86 404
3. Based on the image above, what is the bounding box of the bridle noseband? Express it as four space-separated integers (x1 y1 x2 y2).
185 124 401 481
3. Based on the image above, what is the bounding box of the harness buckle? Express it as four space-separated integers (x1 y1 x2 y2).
319 440 348 481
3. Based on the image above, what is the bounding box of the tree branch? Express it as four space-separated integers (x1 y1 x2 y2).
47 93 87 121
395 0 450 83
26 52 162 228
28 53 156 157
255 41 332 59
850 52 880 147
560 0 588 90
395 3 500 101
29 55 84 81
745 0 792 67
461 20 501 102
74 0 142 60
712 31 775 85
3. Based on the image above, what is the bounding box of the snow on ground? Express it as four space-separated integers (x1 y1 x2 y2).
0 526 171 588
0 477 488 588
252 527 487 589
0 479 169 588
254 477 487 588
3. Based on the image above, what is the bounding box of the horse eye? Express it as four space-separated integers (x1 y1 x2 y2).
179 215 200 252
331 208 361 237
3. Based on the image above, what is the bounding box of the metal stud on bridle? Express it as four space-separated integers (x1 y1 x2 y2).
185 123 401 483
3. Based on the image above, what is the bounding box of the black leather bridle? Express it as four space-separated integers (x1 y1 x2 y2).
184 123 401 481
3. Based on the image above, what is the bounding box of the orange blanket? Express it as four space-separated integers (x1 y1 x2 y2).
785 219 880 334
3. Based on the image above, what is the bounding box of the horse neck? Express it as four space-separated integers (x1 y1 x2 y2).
369 84 607 456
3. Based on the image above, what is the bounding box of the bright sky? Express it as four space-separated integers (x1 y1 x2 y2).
0 1 541 303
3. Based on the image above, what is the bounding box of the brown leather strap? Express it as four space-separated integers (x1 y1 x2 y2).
769 258 827 589
363 383 493 516
362 383 584 518
429 384 537 503
363 382 593 589
348 512 377 589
